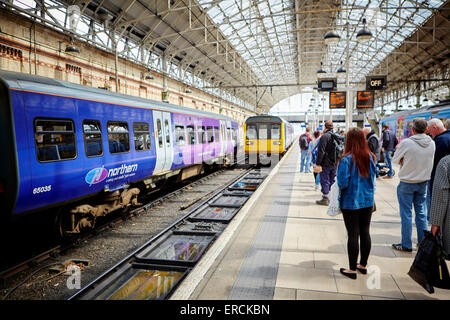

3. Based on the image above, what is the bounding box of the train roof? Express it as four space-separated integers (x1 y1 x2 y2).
245 115 290 124
0 70 237 122
382 99 450 121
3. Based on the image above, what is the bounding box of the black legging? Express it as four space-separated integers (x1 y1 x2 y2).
342 206 373 271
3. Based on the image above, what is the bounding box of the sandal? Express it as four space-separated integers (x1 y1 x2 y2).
340 268 357 280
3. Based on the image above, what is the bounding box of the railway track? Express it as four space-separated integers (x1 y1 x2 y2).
68 166 270 300
0 165 248 298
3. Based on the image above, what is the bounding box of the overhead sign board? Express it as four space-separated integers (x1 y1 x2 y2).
329 91 346 109
318 78 337 91
366 75 387 90
356 91 375 108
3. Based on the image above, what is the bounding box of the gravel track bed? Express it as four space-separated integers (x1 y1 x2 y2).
0 168 246 300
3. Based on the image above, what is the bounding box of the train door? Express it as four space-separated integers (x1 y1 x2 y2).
152 111 174 174
220 120 227 156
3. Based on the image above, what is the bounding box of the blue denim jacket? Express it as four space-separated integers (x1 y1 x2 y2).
337 154 376 210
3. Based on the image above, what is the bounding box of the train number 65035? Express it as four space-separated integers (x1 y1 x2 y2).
33 185 52 194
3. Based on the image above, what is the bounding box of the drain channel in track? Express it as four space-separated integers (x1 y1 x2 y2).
69 168 270 300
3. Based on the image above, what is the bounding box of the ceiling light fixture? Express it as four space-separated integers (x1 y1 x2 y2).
324 30 341 44
356 18 373 43
317 62 326 74
337 61 346 73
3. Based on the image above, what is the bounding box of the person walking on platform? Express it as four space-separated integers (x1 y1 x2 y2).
426 118 450 220
430 154 450 256
392 118 435 252
363 127 381 178
311 130 322 190
381 124 398 179
315 120 344 205
299 127 313 173
337 128 376 279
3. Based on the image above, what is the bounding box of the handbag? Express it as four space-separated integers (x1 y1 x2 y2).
408 231 450 294
327 181 341 217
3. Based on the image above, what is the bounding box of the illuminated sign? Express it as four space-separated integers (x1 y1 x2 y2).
356 91 375 108
366 75 387 90
329 91 346 109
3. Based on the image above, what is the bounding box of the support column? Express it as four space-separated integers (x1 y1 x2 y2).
162 54 168 102
345 23 351 132
113 31 119 93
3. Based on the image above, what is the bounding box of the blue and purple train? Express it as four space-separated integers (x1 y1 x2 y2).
0 70 239 235
380 100 450 142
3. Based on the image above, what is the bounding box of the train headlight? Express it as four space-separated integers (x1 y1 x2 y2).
273 141 281 145
246 141 254 145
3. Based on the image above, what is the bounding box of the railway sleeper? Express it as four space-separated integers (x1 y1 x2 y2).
64 188 141 236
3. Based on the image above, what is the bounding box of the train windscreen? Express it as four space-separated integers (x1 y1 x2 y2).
246 123 281 140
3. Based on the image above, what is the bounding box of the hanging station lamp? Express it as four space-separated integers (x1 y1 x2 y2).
337 61 346 73
317 62 326 74
356 18 373 42
324 30 341 44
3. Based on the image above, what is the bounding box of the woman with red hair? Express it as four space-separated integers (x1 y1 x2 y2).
337 128 377 279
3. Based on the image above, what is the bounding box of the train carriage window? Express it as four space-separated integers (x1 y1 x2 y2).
221 124 226 141
271 124 281 140
207 126 214 143
214 126 220 142
34 118 76 162
187 125 196 145
199 126 206 144
258 124 268 139
175 125 186 146
164 120 171 144
83 120 103 157
133 122 151 151
107 121 130 154
232 128 238 144
157 119 163 148
246 124 257 140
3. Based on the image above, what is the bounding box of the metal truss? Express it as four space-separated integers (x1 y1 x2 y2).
1 0 449 114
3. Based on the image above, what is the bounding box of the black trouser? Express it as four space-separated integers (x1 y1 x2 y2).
342 206 373 271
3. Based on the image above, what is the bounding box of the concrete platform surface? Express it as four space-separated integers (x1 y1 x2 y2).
171 143 450 300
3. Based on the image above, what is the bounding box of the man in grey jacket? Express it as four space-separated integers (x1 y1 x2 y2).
430 155 450 256
391 118 435 252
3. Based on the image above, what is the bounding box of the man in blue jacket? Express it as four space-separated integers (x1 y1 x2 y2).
381 124 397 179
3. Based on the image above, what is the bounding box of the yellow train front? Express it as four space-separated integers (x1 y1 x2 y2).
244 115 294 164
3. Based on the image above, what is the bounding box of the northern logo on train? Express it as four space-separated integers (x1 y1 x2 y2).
85 163 139 186
85 167 108 186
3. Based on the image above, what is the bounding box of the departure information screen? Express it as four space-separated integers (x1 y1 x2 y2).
356 91 375 108
329 92 346 109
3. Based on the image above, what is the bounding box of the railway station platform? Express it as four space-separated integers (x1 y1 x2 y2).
171 143 450 301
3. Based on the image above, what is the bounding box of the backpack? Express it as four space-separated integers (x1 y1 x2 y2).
393 133 399 149
300 134 309 150
330 132 345 163
311 143 319 164
368 134 381 161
